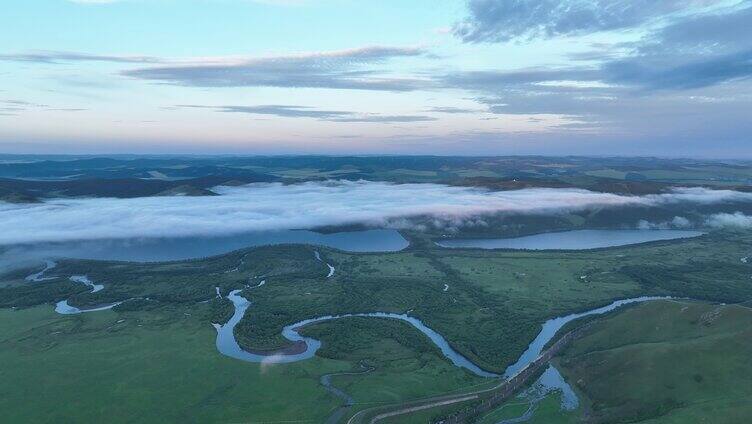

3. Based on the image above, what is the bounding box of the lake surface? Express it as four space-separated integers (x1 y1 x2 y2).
3 228 408 264
436 229 704 250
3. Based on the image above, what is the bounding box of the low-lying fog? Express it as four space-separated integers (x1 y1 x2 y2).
2 181 752 245
1 181 752 267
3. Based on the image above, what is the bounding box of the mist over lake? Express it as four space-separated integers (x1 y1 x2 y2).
1 181 750 248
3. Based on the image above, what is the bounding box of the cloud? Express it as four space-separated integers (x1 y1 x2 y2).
705 212 752 228
0 182 750 246
454 0 725 42
426 106 481 114
442 68 603 93
439 3 752 149
327 115 437 123
178 104 352 120
122 46 433 91
1 46 433 91
600 4 752 90
176 104 436 122
0 51 163 64
0 99 86 115
637 216 692 230
444 2 752 139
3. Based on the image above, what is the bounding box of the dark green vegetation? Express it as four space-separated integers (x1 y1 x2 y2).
0 305 345 423
2 225 752 422
0 303 485 423
0 174 274 202
555 300 752 423
476 394 579 424
4 231 752 372
3 155 752 203
301 318 486 405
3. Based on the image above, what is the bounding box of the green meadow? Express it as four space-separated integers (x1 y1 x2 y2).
2 229 752 422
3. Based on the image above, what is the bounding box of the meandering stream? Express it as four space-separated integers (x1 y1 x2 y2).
54 275 122 315
314 250 335 278
320 362 375 424
213 289 500 376
25 233 673 420
25 260 57 282
215 288 670 382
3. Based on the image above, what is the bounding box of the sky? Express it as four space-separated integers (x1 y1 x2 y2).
1 0 751 157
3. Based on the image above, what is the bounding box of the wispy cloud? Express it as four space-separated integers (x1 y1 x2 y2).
122 46 434 91
327 115 437 123
0 99 85 115
0 50 163 64
1 46 433 91
176 104 436 122
178 104 352 120
426 106 481 114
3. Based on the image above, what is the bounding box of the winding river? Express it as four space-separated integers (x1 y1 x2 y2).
320 362 375 424
502 296 670 377
25 260 57 282
314 250 336 278
24 229 676 418
214 289 670 381
54 275 122 315
213 289 499 377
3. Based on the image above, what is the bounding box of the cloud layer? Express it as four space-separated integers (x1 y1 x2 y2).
454 0 725 42
177 104 436 123
122 46 432 91
1 181 751 246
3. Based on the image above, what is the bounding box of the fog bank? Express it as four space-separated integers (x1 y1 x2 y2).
1 181 751 245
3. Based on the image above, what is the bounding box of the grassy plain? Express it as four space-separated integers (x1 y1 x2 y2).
0 304 485 423
0 305 343 423
556 300 752 423
475 393 580 424
2 229 752 422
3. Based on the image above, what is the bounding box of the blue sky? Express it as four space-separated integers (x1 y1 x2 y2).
1 0 751 156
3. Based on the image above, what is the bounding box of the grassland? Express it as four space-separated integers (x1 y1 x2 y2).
555 300 752 423
475 392 580 424
0 304 486 423
0 305 344 423
2 229 752 422
301 317 487 407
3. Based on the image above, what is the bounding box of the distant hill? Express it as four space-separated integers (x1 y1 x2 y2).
0 174 276 202
0 190 40 204
0 155 750 202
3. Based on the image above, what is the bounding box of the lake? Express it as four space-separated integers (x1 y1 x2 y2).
2 229 408 264
436 229 704 250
